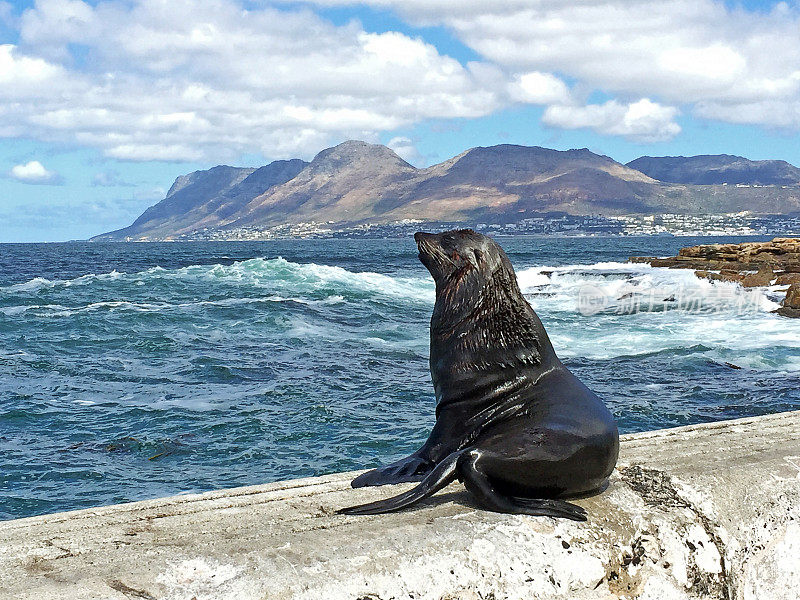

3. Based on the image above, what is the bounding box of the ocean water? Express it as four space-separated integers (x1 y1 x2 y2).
2 235 799 521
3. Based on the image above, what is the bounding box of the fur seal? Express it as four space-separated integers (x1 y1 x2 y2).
341 229 619 520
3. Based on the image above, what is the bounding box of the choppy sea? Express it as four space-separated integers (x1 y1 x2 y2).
2 235 799 520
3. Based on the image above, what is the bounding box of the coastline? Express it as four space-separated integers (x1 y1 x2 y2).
91 215 800 242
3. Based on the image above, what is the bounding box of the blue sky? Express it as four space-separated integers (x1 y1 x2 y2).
1 0 799 241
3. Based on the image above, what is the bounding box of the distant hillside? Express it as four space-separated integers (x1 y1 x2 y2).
627 154 800 186
224 142 664 230
101 159 307 240
227 141 417 228
93 142 800 241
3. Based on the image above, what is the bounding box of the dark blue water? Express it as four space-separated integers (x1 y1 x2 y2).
2 236 799 521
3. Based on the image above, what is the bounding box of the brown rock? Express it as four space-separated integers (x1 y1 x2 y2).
700 261 752 272
776 273 800 286
705 260 733 270
742 265 775 287
695 269 745 283
650 258 680 268
718 269 745 283
784 263 800 273
784 283 800 309
752 252 780 263
630 239 800 279
774 306 800 318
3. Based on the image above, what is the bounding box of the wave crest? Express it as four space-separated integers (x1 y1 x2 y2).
0 257 434 306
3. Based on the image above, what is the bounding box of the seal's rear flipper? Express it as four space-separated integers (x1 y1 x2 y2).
459 451 588 521
350 454 432 488
340 451 461 515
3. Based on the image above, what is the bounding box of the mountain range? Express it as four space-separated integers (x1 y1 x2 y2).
94 141 800 241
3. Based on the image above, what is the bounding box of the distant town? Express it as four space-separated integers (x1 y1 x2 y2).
168 212 800 242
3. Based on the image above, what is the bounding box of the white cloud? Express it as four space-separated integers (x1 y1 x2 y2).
0 43 72 96
8 160 63 184
386 136 423 165
0 0 501 162
543 99 681 142
305 0 800 132
508 71 570 105
18 0 95 60
3 0 798 162
694 99 800 129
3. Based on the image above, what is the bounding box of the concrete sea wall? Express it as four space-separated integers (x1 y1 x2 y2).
2 410 800 599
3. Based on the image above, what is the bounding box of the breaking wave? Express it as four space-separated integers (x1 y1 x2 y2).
3 257 798 369
0 257 435 308
515 262 799 370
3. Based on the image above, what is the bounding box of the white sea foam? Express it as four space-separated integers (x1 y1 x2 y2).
518 262 779 316
0 257 434 309
3 255 798 371
221 257 434 302
3 277 55 293
515 262 800 366
1 271 125 294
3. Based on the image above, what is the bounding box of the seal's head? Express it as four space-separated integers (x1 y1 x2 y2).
414 229 507 290
415 228 537 338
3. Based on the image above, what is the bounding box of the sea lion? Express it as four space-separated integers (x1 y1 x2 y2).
341 229 619 521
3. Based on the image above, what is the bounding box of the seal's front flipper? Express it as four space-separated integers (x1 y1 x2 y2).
340 451 461 515
351 453 433 488
460 451 588 522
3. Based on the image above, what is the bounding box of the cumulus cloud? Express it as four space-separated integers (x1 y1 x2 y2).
8 160 63 184
0 0 501 162
3 0 798 162
305 0 800 133
543 99 681 142
508 71 571 105
0 43 72 98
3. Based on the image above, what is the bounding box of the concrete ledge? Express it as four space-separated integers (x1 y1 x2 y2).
2 411 800 599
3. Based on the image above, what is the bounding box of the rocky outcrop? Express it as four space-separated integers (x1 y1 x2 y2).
775 283 800 317
632 237 800 273
785 283 800 307
742 265 775 288
631 237 800 316
776 273 800 285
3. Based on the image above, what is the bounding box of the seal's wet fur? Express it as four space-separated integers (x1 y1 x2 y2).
341 230 619 520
